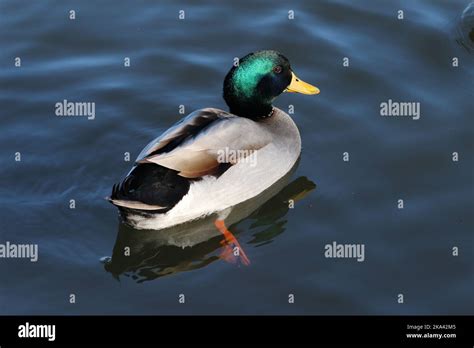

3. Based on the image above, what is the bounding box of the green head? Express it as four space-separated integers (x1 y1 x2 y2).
223 50 319 119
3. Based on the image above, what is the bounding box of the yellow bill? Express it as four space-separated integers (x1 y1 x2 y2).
285 72 320 95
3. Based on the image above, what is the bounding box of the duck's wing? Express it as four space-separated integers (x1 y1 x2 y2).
137 108 272 178
136 108 229 160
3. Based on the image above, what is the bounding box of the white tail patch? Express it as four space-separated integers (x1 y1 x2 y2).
109 199 166 211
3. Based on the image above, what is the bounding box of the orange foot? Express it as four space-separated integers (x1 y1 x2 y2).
214 219 250 266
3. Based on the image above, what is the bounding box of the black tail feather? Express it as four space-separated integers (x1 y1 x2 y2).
110 164 191 213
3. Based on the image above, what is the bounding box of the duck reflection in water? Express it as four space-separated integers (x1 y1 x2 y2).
104 168 315 283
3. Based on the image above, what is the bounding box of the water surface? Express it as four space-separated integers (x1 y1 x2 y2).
0 0 473 315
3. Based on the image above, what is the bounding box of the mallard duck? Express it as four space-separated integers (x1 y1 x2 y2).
108 50 319 263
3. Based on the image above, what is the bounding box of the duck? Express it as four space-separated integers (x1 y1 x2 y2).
108 50 319 263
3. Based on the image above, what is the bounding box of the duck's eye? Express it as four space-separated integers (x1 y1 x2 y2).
273 65 282 74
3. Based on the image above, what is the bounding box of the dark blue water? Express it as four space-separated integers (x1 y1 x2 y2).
0 0 473 315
